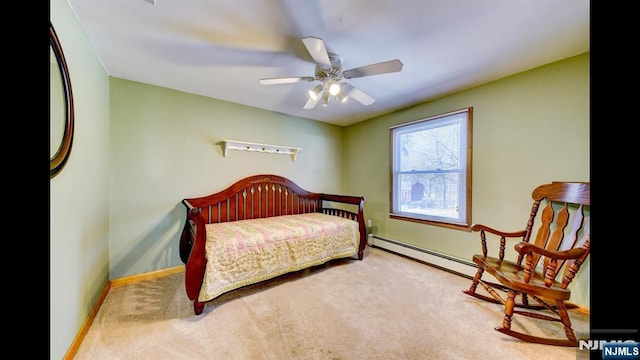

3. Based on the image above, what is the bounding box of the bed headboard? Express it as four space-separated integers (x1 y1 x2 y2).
183 174 362 225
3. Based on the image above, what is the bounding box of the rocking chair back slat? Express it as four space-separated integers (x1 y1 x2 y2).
540 202 570 280
533 200 555 249
527 199 555 271
558 204 584 252
561 216 590 289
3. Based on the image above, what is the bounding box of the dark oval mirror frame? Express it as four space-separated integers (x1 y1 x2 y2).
50 22 74 179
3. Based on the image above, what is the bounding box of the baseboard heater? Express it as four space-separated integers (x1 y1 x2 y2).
367 233 478 279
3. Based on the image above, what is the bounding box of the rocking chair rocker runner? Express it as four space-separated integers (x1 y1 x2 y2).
463 181 590 347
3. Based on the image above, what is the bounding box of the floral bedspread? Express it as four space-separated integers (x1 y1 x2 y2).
199 212 360 302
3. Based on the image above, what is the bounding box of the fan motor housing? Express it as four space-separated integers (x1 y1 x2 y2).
315 53 343 81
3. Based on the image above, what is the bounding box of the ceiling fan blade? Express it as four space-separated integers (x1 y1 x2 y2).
259 76 315 85
342 83 375 105
343 59 403 79
301 36 332 69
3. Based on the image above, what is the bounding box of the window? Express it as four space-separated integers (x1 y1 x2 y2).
390 107 472 231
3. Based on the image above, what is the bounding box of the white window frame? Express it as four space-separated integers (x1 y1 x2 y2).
389 107 472 231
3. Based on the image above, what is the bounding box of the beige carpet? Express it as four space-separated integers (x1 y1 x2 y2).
73 246 590 359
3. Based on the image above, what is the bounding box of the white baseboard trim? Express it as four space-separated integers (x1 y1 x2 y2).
368 233 478 279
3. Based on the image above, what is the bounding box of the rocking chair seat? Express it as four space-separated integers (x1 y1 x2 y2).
471 255 571 301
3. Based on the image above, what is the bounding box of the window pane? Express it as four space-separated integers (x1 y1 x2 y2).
390 108 472 230
398 172 461 219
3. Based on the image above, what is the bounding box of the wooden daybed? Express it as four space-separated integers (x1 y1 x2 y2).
179 174 367 315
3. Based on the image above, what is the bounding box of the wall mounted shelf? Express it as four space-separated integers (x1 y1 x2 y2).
221 140 301 161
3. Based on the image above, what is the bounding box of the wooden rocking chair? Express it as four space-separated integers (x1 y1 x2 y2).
462 181 590 347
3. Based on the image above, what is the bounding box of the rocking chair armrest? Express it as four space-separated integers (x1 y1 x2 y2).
514 242 587 260
471 224 527 238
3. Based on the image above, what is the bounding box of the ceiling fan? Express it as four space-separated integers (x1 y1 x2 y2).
259 36 403 109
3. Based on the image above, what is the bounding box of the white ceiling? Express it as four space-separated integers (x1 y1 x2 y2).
67 0 590 127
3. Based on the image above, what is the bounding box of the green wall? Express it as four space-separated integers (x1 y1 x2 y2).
344 52 590 307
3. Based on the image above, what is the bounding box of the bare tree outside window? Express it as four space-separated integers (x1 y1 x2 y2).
390 107 472 231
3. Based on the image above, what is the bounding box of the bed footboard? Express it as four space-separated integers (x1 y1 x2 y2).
179 174 366 315
319 193 366 260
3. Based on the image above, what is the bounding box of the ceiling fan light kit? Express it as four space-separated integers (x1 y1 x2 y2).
328 82 341 96
259 36 403 110
308 80 346 107
308 84 323 101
